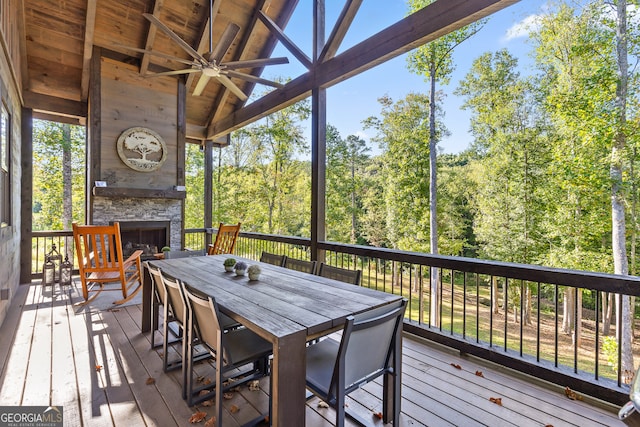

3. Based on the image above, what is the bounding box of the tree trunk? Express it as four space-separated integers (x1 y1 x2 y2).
602 291 612 335
575 289 582 347
563 288 574 334
613 0 633 377
62 124 73 254
428 55 440 328
492 276 499 314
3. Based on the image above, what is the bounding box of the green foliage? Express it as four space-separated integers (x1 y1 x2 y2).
32 120 85 230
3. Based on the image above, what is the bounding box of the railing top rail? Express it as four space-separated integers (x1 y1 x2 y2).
318 241 640 296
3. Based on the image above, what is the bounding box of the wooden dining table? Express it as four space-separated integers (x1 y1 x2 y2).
142 254 404 426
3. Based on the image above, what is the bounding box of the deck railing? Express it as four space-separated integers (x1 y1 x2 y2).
32 228 640 405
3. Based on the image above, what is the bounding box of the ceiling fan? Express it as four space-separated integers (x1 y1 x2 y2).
127 1 288 100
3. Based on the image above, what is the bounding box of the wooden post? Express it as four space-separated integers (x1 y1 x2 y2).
19 108 33 284
204 140 213 249
311 0 326 264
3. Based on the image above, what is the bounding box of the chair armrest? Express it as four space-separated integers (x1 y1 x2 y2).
123 250 144 268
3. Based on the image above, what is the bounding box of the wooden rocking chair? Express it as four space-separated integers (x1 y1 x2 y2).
72 222 144 305
207 222 241 255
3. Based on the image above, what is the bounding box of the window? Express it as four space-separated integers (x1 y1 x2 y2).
1 102 9 226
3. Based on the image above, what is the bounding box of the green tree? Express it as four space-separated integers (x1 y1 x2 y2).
32 120 85 233
456 49 549 324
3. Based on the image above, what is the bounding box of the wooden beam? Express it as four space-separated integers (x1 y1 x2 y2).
318 0 362 63
209 0 519 139
80 0 97 101
22 91 87 118
140 0 165 76
257 10 312 69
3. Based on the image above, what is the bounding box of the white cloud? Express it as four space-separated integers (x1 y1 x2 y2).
504 14 543 41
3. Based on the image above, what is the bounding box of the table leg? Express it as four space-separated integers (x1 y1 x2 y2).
271 330 307 426
141 266 152 332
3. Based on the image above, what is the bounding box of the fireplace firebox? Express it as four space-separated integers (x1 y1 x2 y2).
114 220 171 259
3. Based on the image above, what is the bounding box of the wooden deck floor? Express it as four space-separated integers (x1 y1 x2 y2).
0 282 626 427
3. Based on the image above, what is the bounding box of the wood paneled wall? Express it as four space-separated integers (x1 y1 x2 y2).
99 58 179 189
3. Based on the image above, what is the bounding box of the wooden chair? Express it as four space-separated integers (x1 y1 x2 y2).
72 222 143 305
183 283 271 410
284 257 317 274
305 299 407 427
318 263 362 286
260 251 286 267
146 263 179 350
207 222 241 255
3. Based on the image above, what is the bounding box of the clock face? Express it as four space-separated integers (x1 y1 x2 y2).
116 127 168 172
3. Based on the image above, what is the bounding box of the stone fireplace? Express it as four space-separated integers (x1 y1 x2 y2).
92 197 182 252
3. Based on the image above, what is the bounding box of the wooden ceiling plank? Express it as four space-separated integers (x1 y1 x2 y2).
318 0 362 63
80 0 98 101
209 0 519 139
141 0 166 75
257 9 312 69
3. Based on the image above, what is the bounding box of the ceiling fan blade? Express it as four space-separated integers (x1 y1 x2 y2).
143 13 207 64
225 70 284 89
114 44 198 67
144 68 202 77
192 75 211 97
209 23 240 64
217 75 248 101
223 57 289 70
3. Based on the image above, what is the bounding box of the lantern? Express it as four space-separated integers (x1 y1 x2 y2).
42 244 62 286
42 255 56 287
60 253 73 286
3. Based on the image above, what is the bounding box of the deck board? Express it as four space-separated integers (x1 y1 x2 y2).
0 283 626 427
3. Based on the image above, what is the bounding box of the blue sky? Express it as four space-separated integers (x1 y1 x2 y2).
261 1 548 154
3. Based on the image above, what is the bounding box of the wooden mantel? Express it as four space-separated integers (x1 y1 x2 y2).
92 187 186 200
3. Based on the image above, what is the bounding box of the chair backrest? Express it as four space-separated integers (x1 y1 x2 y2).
260 251 286 267
164 249 206 259
318 263 361 286
162 274 188 326
146 263 168 307
183 284 226 360
207 222 241 255
332 299 407 396
284 257 317 274
73 222 126 278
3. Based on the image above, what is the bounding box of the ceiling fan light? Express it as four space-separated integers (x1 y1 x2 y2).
202 67 221 77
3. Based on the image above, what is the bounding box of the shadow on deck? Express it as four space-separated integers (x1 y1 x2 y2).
0 282 625 426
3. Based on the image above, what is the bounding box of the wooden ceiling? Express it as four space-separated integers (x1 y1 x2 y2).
18 0 519 141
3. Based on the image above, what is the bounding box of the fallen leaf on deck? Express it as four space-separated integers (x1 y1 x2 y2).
95 364 102 371
450 363 462 369
263 415 269 423
201 399 213 407
248 380 260 391
223 392 234 400
108 308 120 312
145 377 155 385
317 401 329 409
374 411 383 419
475 371 484 378
202 378 212 386
564 386 582 400
545 424 554 427
230 405 239 414
489 397 502 406
196 375 205 383
204 417 216 427
189 411 207 423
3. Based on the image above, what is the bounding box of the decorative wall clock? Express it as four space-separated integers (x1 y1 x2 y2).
116 127 167 172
